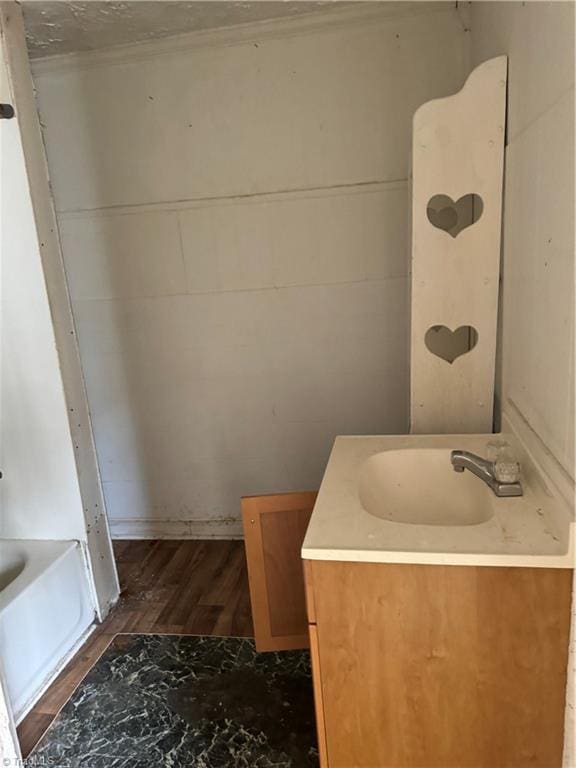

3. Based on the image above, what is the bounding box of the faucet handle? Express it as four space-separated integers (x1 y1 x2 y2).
493 444 521 484
494 460 520 484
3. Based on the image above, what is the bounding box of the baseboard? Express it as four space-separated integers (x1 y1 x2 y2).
109 518 244 540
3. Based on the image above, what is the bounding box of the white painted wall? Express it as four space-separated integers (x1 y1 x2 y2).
470 3 575 765
0 32 85 541
1 3 119 622
32 5 470 538
471 0 574 479
0 11 108 740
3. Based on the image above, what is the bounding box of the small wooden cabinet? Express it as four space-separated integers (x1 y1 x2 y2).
304 559 573 768
241 491 317 651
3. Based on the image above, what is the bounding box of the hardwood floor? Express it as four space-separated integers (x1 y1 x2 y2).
16 539 253 758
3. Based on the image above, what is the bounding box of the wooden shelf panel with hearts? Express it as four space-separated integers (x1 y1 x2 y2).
410 56 507 435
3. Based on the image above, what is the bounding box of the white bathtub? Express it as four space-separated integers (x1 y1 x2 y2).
0 540 95 722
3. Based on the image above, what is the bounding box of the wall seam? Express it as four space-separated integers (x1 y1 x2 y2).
55 178 409 219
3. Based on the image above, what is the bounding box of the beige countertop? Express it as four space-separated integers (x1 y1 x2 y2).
302 433 574 568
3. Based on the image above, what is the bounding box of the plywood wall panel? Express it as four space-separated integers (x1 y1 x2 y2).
501 90 575 476
32 7 470 536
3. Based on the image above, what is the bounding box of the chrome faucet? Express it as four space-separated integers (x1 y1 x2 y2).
450 450 523 497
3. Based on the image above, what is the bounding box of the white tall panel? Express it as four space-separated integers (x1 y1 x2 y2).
410 56 507 434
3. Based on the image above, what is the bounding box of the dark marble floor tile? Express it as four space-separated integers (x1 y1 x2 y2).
32 635 318 768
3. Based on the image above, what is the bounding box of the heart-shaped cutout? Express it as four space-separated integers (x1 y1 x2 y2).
425 325 478 364
427 193 483 237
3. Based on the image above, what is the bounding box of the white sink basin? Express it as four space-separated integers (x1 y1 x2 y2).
301 433 573 567
358 448 493 526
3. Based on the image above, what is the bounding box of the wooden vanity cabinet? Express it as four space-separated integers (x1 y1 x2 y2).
304 559 573 768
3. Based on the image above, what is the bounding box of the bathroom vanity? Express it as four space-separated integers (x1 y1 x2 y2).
302 433 574 768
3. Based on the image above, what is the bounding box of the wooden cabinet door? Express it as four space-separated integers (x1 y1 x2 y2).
242 491 317 651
